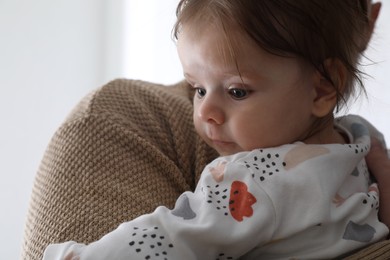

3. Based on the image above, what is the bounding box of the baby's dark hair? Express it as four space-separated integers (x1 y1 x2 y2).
173 0 371 110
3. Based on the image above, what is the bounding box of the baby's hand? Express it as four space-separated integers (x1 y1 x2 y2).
64 252 80 260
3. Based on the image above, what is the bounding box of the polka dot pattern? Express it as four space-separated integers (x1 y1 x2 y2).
244 150 287 182
129 226 174 260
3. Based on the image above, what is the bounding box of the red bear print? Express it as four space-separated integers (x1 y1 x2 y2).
229 181 257 222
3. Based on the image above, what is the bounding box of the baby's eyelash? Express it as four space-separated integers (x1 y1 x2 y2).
228 88 250 100
226 84 252 99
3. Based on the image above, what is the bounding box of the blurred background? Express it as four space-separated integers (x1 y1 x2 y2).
0 1 389 259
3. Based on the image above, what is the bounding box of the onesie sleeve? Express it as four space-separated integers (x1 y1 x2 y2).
338 115 387 148
42 157 276 260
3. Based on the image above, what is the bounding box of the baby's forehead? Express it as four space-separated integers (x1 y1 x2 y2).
180 18 253 48
180 19 298 65
178 23 249 63
178 23 310 81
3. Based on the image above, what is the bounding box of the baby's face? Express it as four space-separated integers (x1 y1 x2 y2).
177 24 320 156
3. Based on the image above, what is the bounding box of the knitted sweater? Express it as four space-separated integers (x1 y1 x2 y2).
20 79 390 259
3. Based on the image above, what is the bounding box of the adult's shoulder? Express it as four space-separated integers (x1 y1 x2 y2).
64 78 192 125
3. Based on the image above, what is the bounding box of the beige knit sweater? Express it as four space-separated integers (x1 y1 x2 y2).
21 79 390 259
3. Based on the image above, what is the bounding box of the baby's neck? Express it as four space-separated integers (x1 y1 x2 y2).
303 123 348 145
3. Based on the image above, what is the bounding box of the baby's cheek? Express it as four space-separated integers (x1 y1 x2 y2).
233 123 266 148
193 119 203 136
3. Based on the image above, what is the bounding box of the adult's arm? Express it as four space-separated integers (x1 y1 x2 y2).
366 138 390 228
345 138 390 260
20 79 218 260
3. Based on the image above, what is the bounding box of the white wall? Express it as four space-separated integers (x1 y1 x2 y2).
122 0 182 84
0 1 181 259
0 1 389 259
0 0 114 259
347 2 390 141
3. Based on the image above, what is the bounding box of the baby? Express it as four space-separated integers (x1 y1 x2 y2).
43 0 388 259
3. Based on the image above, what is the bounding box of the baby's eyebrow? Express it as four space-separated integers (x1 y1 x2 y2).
183 73 197 86
183 72 195 80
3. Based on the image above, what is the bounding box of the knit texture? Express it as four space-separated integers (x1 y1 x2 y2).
20 79 389 259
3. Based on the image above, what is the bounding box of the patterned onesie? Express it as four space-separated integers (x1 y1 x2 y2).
43 115 389 260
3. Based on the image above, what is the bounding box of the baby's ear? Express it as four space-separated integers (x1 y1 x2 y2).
311 58 346 117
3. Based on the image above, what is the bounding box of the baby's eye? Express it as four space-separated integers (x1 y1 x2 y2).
228 88 248 100
195 88 207 98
